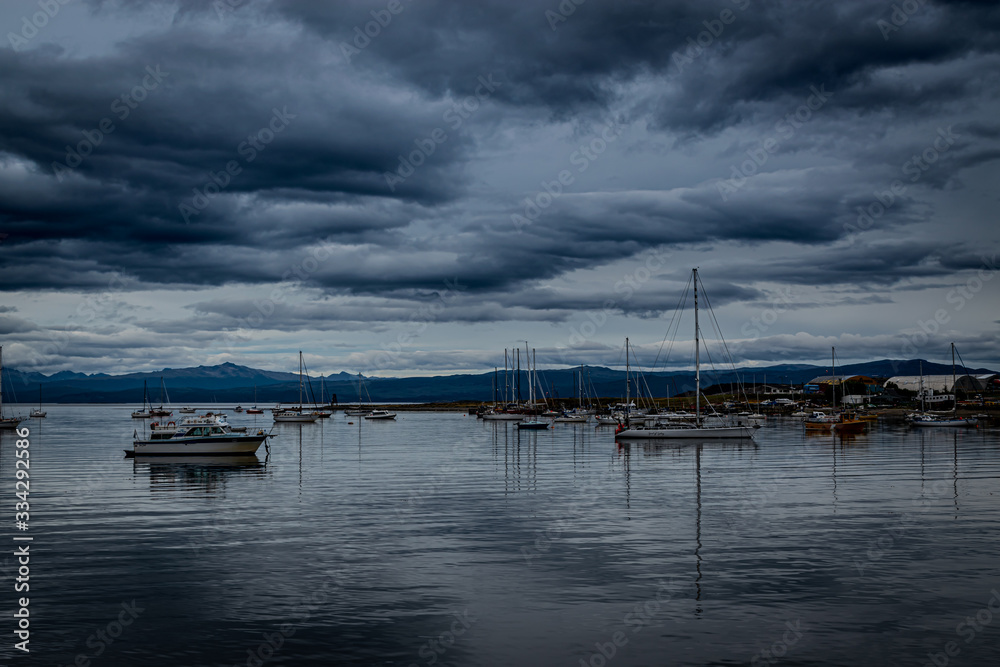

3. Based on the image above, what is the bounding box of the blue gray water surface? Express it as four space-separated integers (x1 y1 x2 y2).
2 406 999 666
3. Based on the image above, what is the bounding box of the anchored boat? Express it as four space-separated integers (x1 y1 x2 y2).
617 270 755 440
128 416 270 456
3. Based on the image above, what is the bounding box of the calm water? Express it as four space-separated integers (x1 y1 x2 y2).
2 406 1000 666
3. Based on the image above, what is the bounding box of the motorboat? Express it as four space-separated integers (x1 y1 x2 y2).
179 406 196 414
128 420 270 456
364 410 397 420
232 405 244 413
274 409 319 423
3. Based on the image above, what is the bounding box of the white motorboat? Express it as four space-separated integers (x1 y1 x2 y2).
128 421 269 456
364 410 397 420
617 270 755 441
0 347 24 430
179 406 196 414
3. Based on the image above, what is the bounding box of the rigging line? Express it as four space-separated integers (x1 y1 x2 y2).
954 346 973 393
651 272 693 371
699 274 750 402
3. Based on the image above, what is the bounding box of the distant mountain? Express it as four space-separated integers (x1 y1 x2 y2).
1 360 995 404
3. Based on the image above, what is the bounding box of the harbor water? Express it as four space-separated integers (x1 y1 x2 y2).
2 406 999 666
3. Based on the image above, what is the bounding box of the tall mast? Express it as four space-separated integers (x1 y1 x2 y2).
832 347 836 411
952 342 957 416
516 348 521 403
920 360 925 413
503 349 508 404
524 342 531 407
0 346 4 417
694 268 700 427
626 337 630 408
298 351 304 409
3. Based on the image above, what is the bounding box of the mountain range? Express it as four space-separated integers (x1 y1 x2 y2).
1 360 995 405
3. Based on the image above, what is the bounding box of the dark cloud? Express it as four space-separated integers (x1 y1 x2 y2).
1 0 998 372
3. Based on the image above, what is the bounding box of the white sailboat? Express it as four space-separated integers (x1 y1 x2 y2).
246 385 264 414
273 352 319 422
0 346 25 430
617 269 755 440
518 345 549 429
131 380 152 418
30 385 46 418
910 343 978 427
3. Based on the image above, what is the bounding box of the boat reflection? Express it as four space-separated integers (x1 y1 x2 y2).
133 454 267 493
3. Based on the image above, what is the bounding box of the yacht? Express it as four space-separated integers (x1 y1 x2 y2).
617 271 754 440
364 409 397 420
128 419 269 456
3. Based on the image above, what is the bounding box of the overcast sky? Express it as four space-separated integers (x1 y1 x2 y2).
1 0 998 377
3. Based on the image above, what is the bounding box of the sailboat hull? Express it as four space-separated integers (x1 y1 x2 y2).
617 425 754 439
911 418 977 427
482 412 525 421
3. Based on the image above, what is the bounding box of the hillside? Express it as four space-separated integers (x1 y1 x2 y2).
1 359 995 404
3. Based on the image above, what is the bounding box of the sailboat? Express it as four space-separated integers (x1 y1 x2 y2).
910 343 978 427
344 373 372 416
0 346 25 430
617 269 754 439
273 352 319 422
30 385 46 418
131 380 153 418
313 376 332 418
483 348 527 420
150 377 172 417
246 386 264 414
553 367 591 422
518 345 548 429
804 348 865 433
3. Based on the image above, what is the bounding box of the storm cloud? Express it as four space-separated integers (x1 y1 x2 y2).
0 0 997 374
